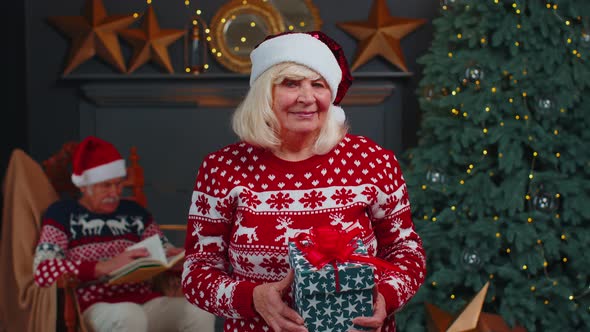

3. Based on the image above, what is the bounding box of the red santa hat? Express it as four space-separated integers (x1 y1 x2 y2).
249 31 353 123
71 136 126 187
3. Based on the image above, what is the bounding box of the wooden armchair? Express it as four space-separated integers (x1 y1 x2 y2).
42 142 183 332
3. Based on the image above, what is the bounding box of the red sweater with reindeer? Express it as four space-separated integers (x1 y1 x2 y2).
182 134 426 332
33 199 166 312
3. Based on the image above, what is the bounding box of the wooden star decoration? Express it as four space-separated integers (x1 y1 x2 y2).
119 5 185 74
47 0 137 75
425 282 527 332
337 0 426 72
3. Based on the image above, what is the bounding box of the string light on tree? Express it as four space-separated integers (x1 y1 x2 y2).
480 35 488 46
397 1 588 330
440 0 459 11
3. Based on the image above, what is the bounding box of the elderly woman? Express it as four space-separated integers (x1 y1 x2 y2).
182 31 425 332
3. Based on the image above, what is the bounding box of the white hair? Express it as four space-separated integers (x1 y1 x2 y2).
232 62 348 155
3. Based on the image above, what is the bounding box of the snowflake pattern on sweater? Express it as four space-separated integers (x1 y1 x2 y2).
182 134 426 332
33 199 168 312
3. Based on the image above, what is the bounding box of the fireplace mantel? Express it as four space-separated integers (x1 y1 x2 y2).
63 72 412 107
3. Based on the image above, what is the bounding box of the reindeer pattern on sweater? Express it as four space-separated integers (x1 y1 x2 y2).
182 134 426 332
33 199 168 312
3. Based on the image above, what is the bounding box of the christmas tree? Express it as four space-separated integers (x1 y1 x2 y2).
397 1 590 331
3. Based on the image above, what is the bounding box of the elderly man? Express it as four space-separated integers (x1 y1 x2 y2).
33 136 215 332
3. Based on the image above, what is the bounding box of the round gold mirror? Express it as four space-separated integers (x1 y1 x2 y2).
267 0 322 32
209 0 284 73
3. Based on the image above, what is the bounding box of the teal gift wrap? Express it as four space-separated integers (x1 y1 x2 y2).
287 239 375 332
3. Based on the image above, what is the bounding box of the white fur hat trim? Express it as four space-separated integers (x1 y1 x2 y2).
71 159 126 187
250 33 342 103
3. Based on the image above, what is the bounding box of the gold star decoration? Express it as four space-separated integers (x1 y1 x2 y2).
337 0 426 72
425 282 527 332
47 0 137 75
119 5 185 74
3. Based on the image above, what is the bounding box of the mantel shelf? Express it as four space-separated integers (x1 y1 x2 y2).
63 72 413 108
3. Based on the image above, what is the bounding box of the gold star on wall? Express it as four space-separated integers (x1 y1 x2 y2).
337 0 426 72
47 0 137 75
119 5 185 74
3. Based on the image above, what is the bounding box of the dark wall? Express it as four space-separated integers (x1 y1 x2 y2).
2 1 27 181
1 0 27 222
23 0 438 161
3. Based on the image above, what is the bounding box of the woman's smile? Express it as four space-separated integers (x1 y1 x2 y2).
272 77 331 137
289 110 318 118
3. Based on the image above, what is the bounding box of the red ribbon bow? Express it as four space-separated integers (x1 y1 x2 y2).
295 226 360 269
293 226 404 292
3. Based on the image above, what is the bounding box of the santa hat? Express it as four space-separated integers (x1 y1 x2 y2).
250 31 353 123
71 136 126 187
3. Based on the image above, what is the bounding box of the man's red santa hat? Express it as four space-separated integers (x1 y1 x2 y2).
249 31 353 124
71 136 126 187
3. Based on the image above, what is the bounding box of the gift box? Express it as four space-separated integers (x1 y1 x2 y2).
288 239 375 332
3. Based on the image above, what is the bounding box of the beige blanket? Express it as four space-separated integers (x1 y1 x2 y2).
0 149 58 332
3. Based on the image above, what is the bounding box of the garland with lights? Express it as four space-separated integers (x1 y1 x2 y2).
179 1 210 73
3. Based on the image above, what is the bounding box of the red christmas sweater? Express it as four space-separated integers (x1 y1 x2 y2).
33 199 167 312
182 134 426 332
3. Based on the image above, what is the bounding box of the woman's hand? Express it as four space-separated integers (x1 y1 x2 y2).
94 247 150 278
350 290 387 332
253 270 308 332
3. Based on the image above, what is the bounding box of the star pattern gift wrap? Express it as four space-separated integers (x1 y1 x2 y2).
288 239 375 332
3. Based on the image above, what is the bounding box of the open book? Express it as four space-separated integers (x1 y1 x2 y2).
107 234 185 285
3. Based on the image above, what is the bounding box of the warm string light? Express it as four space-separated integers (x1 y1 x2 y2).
183 2 210 73
132 0 212 73
536 244 557 283
534 242 588 304
549 5 586 59
529 151 537 180
464 145 490 177
449 73 493 188
209 8 280 60
187 0 311 66
481 106 491 134
523 152 538 224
